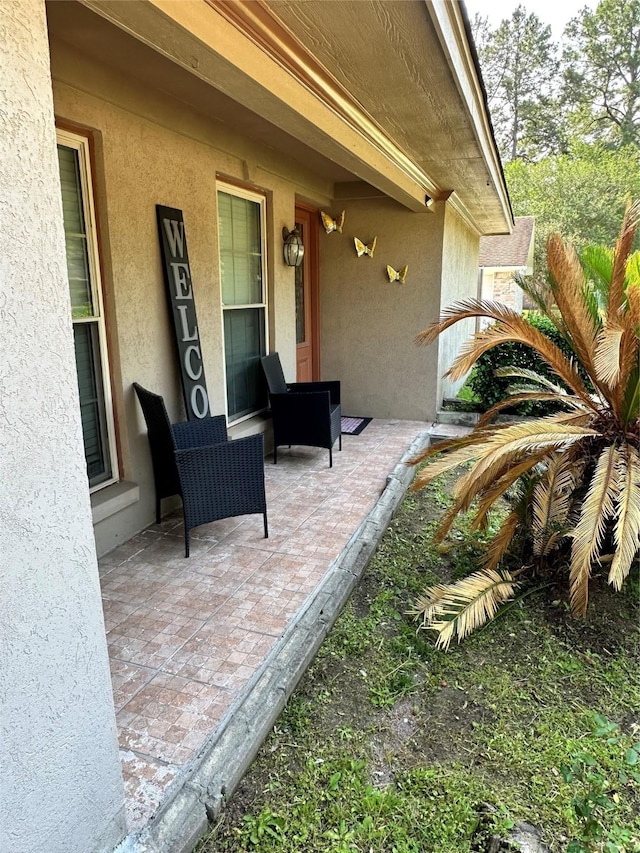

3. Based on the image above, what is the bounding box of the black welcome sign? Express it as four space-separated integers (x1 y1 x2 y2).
156 205 210 419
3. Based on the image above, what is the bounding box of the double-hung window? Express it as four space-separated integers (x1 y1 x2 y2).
56 129 117 490
217 184 268 421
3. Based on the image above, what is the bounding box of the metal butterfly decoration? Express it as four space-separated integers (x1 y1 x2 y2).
320 209 345 234
354 236 377 258
386 264 408 284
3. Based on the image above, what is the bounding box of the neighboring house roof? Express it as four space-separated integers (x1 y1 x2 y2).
479 216 535 270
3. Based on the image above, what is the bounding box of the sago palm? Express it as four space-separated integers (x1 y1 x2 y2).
410 201 640 649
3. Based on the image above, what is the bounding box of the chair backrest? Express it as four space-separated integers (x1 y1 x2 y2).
261 352 288 394
133 383 181 495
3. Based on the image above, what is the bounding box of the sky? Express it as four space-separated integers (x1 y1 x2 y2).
465 0 599 38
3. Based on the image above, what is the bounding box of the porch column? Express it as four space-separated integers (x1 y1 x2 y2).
0 3 126 853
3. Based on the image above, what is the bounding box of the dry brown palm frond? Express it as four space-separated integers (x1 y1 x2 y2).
627 283 640 332
618 325 640 408
453 419 597 500
414 298 524 348
416 568 518 650
444 323 596 410
569 445 620 616
546 233 599 377
408 583 452 625
410 443 485 491
594 323 624 387
483 511 520 571
470 450 553 531
608 444 640 591
494 366 569 393
477 392 586 428
608 200 640 322
531 455 577 557
407 429 494 467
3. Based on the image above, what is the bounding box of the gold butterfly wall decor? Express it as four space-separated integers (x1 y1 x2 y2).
386 264 408 284
320 210 345 234
354 236 377 258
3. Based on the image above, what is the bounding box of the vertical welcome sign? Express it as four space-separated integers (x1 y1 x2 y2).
156 205 210 420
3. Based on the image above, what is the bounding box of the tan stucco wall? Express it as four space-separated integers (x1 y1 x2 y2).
320 198 444 421
49 38 333 555
1 4 126 852
438 206 480 400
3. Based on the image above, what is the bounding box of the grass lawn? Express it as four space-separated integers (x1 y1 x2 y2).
195 476 640 853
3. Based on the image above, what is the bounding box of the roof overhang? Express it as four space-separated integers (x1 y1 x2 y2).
74 0 511 232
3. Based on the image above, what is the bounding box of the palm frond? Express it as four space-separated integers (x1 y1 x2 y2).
494 366 568 394
627 282 640 332
483 511 520 571
593 323 624 386
444 322 597 410
608 445 640 591
477 392 585 427
470 450 552 531
580 245 613 315
569 445 620 616
608 200 640 322
410 443 485 491
515 273 558 320
414 568 518 650
531 454 577 557
546 233 599 377
414 298 525 347
408 430 490 467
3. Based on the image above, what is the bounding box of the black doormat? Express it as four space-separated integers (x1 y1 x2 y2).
341 416 372 435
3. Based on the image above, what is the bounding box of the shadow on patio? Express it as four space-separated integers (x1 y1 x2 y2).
98 418 465 838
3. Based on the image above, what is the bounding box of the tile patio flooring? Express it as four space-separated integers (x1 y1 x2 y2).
98 418 436 832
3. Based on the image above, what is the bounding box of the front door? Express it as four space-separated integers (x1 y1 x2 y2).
295 205 319 381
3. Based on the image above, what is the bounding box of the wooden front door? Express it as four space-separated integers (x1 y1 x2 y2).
295 205 320 381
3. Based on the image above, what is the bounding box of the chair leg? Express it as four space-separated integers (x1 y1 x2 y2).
263 511 269 538
156 495 161 524
339 434 342 451
329 446 333 468
184 528 190 558
273 445 278 464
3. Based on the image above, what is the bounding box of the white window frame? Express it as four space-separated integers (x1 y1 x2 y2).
216 181 269 425
56 128 119 493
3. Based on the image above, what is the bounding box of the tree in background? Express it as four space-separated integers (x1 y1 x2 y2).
506 143 640 276
472 5 562 162
563 0 640 149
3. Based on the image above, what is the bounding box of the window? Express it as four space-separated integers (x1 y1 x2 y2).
56 130 117 490
217 184 268 421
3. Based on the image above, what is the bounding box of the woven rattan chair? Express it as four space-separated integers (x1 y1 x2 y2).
260 352 342 467
133 383 268 556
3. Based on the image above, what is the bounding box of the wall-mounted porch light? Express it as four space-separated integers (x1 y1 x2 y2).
282 226 305 267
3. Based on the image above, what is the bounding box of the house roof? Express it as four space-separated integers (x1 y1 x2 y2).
479 216 535 268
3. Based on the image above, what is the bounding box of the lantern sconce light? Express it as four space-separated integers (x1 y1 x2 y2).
282 226 305 267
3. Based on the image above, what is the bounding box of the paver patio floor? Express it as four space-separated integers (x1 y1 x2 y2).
98 418 445 831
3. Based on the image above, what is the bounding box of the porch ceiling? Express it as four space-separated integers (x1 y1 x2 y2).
57 0 510 233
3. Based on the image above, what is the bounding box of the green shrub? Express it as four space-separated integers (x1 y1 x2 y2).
468 311 578 414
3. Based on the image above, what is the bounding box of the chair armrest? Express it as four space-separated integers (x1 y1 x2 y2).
172 415 228 450
287 381 340 405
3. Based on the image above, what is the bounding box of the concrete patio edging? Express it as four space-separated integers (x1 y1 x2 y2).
117 429 431 853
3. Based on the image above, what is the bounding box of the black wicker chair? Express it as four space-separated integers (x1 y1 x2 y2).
133 383 268 556
260 352 342 467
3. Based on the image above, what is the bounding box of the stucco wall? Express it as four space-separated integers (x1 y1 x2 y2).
0 4 126 852
49 38 333 555
320 198 444 421
438 206 480 401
